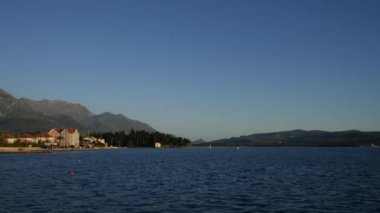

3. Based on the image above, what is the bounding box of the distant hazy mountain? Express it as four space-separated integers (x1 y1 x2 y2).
207 130 380 147
192 139 206 144
0 89 39 118
0 88 155 133
82 112 155 133
20 98 93 122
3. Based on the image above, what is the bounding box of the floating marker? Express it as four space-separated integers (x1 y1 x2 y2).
69 171 75 176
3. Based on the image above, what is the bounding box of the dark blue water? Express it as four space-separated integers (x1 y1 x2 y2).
1 148 380 212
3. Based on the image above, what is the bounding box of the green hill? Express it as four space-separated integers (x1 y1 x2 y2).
207 130 380 147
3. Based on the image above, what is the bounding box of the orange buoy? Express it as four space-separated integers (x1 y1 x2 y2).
69 171 75 176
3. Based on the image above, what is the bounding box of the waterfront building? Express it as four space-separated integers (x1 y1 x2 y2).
19 134 37 143
155 142 161 148
4 134 17 144
49 128 80 148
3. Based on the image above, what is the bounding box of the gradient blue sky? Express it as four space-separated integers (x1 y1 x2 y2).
1 0 379 141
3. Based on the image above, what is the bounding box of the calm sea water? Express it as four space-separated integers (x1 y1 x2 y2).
1 148 380 212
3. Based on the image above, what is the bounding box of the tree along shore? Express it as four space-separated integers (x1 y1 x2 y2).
91 130 191 148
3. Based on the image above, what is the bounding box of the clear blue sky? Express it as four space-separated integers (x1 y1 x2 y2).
1 0 379 141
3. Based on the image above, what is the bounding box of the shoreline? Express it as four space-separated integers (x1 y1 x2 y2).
0 147 123 154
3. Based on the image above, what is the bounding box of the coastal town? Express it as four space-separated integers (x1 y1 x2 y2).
0 88 190 152
0 128 108 153
0 126 188 153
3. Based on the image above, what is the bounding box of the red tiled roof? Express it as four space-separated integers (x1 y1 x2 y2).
19 134 33 138
34 133 53 138
65 128 77 134
4 134 16 139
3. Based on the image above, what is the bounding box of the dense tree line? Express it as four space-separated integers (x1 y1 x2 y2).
91 130 191 148
0 133 6 146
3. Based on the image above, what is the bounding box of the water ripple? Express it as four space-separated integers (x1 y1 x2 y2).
1 148 380 212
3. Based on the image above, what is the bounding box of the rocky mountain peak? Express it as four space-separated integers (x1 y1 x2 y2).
0 88 155 133
21 98 94 122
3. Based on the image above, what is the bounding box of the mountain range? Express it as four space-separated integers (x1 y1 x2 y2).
206 129 380 147
0 88 155 134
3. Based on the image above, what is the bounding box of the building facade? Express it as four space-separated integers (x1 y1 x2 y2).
155 142 161 148
4 134 17 144
49 128 80 148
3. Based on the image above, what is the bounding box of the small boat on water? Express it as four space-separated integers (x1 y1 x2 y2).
371 143 378 148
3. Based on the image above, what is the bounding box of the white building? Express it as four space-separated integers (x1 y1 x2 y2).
49 128 80 148
155 142 161 148
19 134 37 143
35 133 55 143
4 134 17 144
